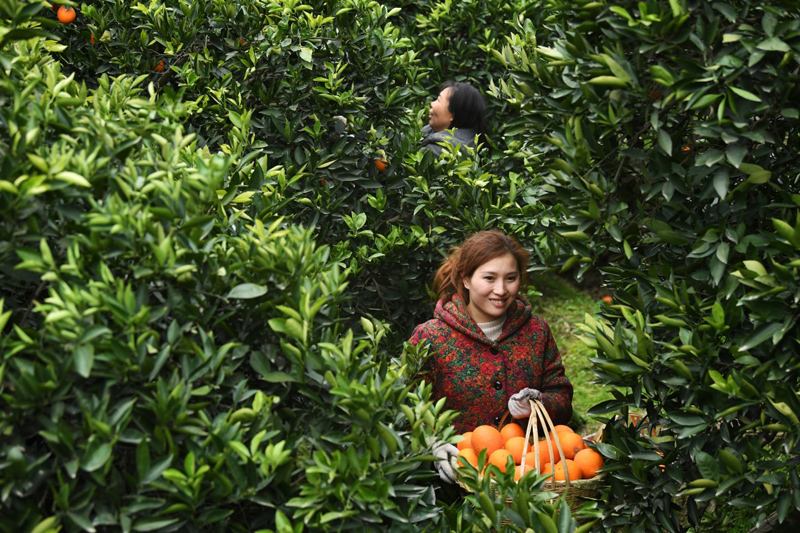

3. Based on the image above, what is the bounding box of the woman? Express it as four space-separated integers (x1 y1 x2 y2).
409 230 573 482
420 81 486 157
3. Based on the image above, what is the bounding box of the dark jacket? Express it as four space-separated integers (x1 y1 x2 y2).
420 124 479 157
409 293 573 434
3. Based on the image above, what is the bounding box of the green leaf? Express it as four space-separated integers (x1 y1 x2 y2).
695 450 720 482
227 283 268 299
739 322 783 351
725 145 745 168
730 87 761 102
657 129 672 155
81 442 112 472
74 345 94 378
757 37 790 52
132 518 180 532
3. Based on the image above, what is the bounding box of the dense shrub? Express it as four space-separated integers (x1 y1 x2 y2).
491 0 800 530
1 1 576 532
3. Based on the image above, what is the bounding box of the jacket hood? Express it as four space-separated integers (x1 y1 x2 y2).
434 292 532 345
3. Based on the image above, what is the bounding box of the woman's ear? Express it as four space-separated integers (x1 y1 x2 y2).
463 277 470 290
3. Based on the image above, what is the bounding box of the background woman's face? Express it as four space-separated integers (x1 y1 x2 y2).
429 88 454 132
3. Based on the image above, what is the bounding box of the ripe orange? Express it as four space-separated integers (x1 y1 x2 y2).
471 425 504 458
552 424 573 435
375 158 388 172
553 459 582 482
503 436 530 464
530 441 560 465
57 5 76 23
488 449 513 473
541 462 553 476
154 60 165 72
457 448 478 469
515 462 535 481
90 34 95 45
457 431 473 451
559 432 586 460
574 448 604 479
499 423 525 442
602 295 612 303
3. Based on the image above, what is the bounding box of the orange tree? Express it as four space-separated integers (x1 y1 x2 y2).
1 1 578 532
491 0 800 530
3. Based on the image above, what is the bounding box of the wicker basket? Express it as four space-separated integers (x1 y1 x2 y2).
452 399 605 512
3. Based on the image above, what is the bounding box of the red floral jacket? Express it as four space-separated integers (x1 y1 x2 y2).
409 293 573 434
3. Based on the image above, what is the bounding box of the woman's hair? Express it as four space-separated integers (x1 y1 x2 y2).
443 81 487 136
432 230 529 302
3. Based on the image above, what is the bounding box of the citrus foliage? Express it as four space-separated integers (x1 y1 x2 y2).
1 1 572 532
491 0 800 529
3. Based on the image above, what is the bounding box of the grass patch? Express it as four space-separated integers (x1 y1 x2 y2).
527 273 615 434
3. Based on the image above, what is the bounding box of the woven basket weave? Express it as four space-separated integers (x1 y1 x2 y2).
452 399 605 512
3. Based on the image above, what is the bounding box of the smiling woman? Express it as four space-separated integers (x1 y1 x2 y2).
408 230 573 483
420 81 486 156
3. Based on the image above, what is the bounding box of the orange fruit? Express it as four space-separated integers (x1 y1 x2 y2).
457 448 478 469
503 436 530 464
471 425 503 458
558 432 586 460
90 34 95 45
552 424 573 435
574 448 604 479
457 431 473 451
57 5 76 23
499 423 525 442
530 441 560 465
488 449 513 473
375 158 388 172
154 60 165 72
515 462 535 481
602 295 612 303
553 459 582 482
541 462 553 476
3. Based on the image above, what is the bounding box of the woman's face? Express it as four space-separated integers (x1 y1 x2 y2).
429 87 454 132
463 254 520 324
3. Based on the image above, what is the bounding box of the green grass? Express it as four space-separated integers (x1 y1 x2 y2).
526 273 614 434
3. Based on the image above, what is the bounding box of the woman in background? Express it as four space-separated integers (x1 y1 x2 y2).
421 81 487 156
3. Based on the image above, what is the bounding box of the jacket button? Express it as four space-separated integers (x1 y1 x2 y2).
490 347 499 355
494 416 501 424
493 380 502 390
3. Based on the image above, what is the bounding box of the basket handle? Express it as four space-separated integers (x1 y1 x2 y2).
519 399 571 487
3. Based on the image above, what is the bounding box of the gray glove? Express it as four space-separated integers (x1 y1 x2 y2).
508 388 542 418
431 440 460 484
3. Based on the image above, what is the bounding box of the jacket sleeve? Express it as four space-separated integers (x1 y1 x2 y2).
538 322 574 426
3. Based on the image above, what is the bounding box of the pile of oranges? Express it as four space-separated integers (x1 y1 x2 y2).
456 423 604 482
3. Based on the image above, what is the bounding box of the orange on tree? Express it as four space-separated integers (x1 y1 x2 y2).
553 459 582 482
488 449 513 473
457 448 478 469
471 425 503 458
375 158 388 172
558 432 586 460
457 431 473 451
154 60 165 72
499 422 524 442
90 34 95 45
574 448 604 479
503 436 530 464
57 5 76 24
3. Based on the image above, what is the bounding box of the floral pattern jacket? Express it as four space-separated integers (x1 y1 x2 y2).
409 293 573 434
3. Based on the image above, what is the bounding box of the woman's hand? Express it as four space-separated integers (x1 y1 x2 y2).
508 388 542 418
430 440 460 483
